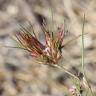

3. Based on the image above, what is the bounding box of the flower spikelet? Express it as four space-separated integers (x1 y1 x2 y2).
15 23 65 64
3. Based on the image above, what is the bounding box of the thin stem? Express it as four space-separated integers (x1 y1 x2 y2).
62 33 88 48
81 14 85 74
51 64 79 81
28 22 38 39
0 44 28 51
81 13 94 96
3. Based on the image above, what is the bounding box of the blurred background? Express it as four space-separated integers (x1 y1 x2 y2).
0 0 96 96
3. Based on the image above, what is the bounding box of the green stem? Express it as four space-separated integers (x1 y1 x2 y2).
81 13 94 96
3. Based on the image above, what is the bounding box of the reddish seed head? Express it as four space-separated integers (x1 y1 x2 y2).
15 24 65 64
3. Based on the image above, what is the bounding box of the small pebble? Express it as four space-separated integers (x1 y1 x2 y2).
7 5 18 16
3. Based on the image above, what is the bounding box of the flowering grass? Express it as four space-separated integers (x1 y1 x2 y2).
13 19 95 96
0 14 95 96
14 22 65 64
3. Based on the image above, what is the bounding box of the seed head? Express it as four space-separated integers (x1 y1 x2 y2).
15 23 65 64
